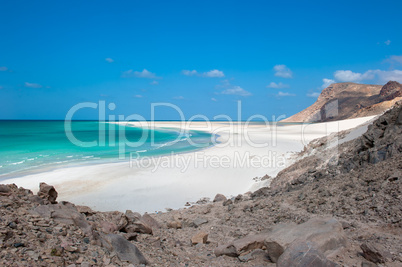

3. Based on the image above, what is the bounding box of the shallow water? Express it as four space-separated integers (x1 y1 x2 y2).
0 120 213 179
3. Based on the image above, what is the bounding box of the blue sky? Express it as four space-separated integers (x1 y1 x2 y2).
0 0 401 120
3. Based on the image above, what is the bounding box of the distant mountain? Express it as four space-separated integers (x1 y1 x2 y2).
283 81 402 122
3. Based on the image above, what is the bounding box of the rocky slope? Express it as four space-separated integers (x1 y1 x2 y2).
283 81 402 122
0 104 401 266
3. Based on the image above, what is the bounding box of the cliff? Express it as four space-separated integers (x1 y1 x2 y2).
283 81 402 122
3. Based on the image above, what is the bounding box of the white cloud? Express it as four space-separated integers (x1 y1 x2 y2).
221 86 252 96
385 40 391 45
388 55 402 65
321 78 335 89
0 67 8 71
266 82 289 89
211 98 217 102
122 69 160 79
276 91 295 97
105 58 114 63
307 92 320 98
133 95 143 98
25 82 42 88
182 69 225 78
274 65 293 78
150 81 159 85
173 96 184 100
182 70 198 76
203 69 225 78
333 69 402 83
375 70 402 83
333 70 375 82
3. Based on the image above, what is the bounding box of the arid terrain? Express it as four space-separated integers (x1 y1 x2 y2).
283 81 402 122
0 103 401 266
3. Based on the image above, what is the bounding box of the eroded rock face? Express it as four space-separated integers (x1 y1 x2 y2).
283 81 402 122
37 182 58 204
380 81 402 100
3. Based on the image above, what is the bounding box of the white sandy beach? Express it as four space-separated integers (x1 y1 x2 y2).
3 116 376 213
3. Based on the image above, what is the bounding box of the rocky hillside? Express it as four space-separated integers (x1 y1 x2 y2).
283 81 402 122
0 104 401 266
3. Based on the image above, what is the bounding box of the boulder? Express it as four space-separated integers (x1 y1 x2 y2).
125 222 152 234
76 205 95 215
214 234 267 257
214 244 238 257
37 183 58 204
264 217 346 262
360 242 386 264
193 217 208 227
100 221 118 234
167 220 182 229
32 201 92 236
142 213 161 229
101 211 128 231
191 232 208 245
277 241 338 267
0 184 11 196
101 233 147 265
124 210 153 234
213 194 227 202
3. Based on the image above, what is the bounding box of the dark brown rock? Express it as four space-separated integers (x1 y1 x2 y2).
191 232 208 245
361 242 386 264
213 193 227 202
37 182 58 204
277 241 338 267
264 217 346 262
101 233 148 265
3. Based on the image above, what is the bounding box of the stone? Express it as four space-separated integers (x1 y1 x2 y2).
191 232 208 245
102 211 128 231
100 233 148 265
125 210 142 222
361 242 386 264
213 194 227 202
167 220 182 229
141 213 161 229
0 185 11 196
214 244 238 257
214 234 267 257
222 199 233 206
264 217 346 262
125 222 152 234
76 205 95 215
101 221 118 233
124 210 152 234
32 201 93 236
277 241 338 267
37 182 58 204
193 217 208 227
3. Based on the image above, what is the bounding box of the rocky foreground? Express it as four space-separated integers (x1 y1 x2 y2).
1 104 402 266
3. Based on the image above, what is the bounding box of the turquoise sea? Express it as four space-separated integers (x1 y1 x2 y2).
0 121 214 179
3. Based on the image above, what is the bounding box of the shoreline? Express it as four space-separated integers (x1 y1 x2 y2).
2 116 377 213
